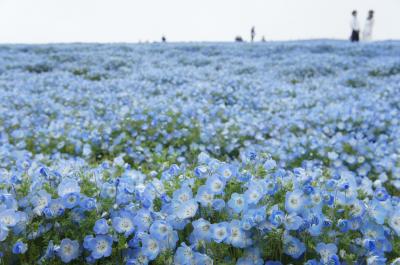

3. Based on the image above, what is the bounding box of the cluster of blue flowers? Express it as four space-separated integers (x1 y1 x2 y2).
0 41 400 264
1 152 400 264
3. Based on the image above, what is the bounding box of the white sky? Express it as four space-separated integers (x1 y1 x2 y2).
0 0 399 43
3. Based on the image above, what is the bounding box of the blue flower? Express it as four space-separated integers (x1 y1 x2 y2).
228 193 246 213
283 235 305 259
0 209 20 227
62 192 80 209
192 218 212 241
141 234 160 261
315 242 337 263
244 185 263 205
93 218 109 235
285 190 306 214
211 222 229 243
112 210 135 236
388 211 400 236
88 235 113 259
195 186 214 207
176 199 198 219
12 241 28 254
174 243 194 265
205 175 226 195
79 197 97 211
149 220 172 241
57 179 80 197
212 198 225 211
173 187 193 203
284 213 303 231
58 238 79 263
227 220 248 248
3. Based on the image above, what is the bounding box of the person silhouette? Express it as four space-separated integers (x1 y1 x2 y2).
350 10 360 42
362 10 375 41
251 26 256 42
161 36 167 43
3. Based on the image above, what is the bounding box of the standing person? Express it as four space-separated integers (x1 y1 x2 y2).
251 26 256 42
363 10 375 41
350 10 360 42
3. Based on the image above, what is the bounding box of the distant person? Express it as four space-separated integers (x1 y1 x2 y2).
162 36 167 43
363 10 375 41
251 26 256 42
350 10 360 42
261 36 266 42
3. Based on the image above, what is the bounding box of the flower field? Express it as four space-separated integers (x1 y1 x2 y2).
1 41 400 264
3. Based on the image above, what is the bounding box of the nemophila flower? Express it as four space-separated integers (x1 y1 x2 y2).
62 192 80 209
173 187 193 203
194 165 209 179
212 198 225 211
242 247 264 265
100 182 117 199
361 222 386 240
141 234 160 260
367 199 388 225
174 243 194 265
88 235 113 259
133 209 152 232
205 175 226 195
265 180 278 195
349 217 362 231
112 210 135 236
315 242 337 263
57 178 80 197
217 163 234 181
0 209 20 227
228 193 247 213
283 234 306 259
44 199 65 218
195 186 214 207
149 220 171 241
374 188 390 201
349 199 366 218
83 235 94 250
388 211 400 236
269 206 285 226
12 241 27 254
363 238 377 253
244 185 263 205
176 199 198 219
264 158 277 171
93 218 109 235
227 220 248 248
79 197 97 211
285 190 306 214
284 213 303 231
31 190 52 215
211 222 229 243
58 238 79 263
192 218 212 241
